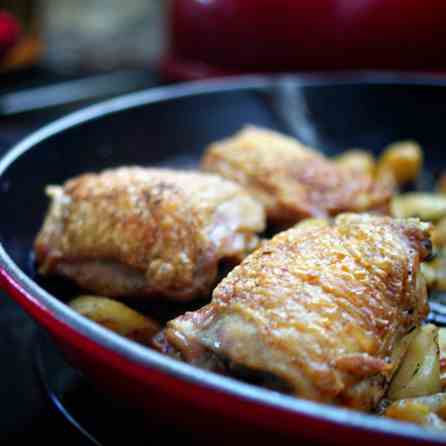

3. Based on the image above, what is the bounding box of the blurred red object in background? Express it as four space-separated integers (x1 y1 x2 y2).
162 0 446 80
0 11 21 61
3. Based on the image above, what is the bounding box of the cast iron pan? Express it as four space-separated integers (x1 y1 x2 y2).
1 74 446 445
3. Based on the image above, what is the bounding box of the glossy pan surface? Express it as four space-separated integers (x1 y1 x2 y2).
1 75 446 444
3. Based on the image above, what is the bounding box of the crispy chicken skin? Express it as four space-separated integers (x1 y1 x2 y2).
201 126 395 225
164 214 431 409
34 167 265 301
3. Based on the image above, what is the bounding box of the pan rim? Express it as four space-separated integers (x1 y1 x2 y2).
1 72 446 443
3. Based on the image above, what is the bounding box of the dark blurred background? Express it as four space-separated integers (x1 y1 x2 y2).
1 0 166 73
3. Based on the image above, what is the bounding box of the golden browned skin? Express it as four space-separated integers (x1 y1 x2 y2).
34 167 265 301
201 127 395 225
164 214 431 410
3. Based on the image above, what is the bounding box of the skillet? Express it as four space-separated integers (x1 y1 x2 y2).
1 74 446 445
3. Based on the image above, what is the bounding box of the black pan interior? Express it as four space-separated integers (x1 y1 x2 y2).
1 78 446 320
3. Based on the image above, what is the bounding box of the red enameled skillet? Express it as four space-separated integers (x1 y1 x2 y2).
2 75 446 444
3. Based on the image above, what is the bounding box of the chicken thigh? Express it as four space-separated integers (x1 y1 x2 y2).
201 127 395 225
163 214 431 409
34 167 265 301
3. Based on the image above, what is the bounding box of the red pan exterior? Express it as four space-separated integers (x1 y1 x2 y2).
0 265 438 445
164 0 446 80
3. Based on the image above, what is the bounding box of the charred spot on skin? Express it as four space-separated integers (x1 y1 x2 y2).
155 182 177 194
412 362 421 377
375 398 392 415
152 330 174 355
426 251 437 262
421 239 434 261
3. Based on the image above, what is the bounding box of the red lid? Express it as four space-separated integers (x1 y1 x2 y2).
0 11 21 60
162 0 446 80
